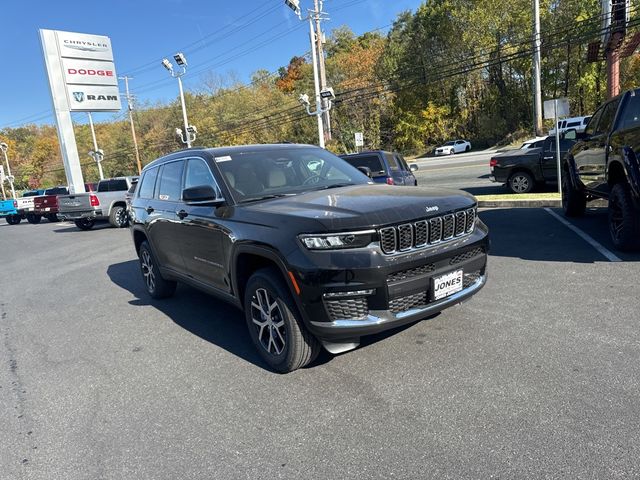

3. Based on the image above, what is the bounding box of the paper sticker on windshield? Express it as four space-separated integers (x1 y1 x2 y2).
215 155 232 162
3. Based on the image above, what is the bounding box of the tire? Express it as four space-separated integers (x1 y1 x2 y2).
138 241 177 299
5 215 19 225
449 149 455 155
26 214 41 224
244 268 320 373
46 214 59 222
508 171 534 194
465 145 470 152
608 183 640 251
561 171 586 217
109 205 129 228
13 215 22 224
74 218 95 231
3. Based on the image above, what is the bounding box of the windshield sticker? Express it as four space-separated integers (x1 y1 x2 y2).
215 155 232 162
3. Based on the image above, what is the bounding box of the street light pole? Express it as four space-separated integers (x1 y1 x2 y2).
0 143 17 199
162 54 194 148
313 0 331 143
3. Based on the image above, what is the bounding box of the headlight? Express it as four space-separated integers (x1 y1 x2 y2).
298 230 376 250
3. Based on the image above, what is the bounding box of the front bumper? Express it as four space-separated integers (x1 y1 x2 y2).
291 223 489 342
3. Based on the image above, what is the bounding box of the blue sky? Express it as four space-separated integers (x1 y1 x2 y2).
0 0 422 129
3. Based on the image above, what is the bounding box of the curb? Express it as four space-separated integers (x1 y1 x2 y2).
477 199 562 208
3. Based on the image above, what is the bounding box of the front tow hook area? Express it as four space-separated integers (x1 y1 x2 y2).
321 339 360 354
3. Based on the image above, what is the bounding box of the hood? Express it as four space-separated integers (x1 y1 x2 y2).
240 185 476 231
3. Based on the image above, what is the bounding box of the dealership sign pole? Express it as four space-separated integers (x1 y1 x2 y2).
40 29 121 193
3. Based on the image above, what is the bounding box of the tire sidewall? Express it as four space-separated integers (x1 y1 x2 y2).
110 206 128 228
608 183 640 250
244 272 298 371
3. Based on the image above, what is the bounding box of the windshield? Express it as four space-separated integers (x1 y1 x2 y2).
443 141 455 146
214 147 369 203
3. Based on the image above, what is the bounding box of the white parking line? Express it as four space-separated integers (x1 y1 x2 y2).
544 208 622 262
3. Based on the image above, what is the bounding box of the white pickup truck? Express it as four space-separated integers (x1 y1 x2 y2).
15 190 44 223
58 176 138 230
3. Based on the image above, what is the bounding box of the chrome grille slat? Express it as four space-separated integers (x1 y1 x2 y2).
378 207 477 255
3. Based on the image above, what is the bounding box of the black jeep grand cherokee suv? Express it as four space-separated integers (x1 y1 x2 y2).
130 144 489 372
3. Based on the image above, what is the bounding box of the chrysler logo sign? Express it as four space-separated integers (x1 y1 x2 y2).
63 40 109 52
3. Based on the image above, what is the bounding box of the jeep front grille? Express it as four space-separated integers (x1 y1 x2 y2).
379 207 477 255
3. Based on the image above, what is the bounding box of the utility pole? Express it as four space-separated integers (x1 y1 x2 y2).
313 0 331 143
533 0 543 136
119 76 143 174
87 112 104 180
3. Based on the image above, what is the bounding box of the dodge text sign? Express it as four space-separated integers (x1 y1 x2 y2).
62 58 118 86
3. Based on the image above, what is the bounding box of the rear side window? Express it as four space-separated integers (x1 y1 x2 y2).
138 167 159 199
157 161 184 201
385 153 400 170
109 179 129 191
342 155 385 176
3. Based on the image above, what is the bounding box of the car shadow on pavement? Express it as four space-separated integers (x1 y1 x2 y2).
53 222 115 233
479 208 640 263
106 259 332 372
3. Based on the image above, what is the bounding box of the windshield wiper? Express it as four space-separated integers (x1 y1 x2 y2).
240 193 296 204
318 183 357 190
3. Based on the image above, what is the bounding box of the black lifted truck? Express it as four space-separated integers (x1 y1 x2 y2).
130 144 489 372
562 88 640 251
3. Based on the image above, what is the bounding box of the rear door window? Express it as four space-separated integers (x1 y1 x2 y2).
156 160 185 202
595 99 621 135
138 167 159 199
342 155 386 176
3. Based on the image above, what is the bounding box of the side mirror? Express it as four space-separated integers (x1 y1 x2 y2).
182 185 224 205
356 166 372 178
409 163 419 172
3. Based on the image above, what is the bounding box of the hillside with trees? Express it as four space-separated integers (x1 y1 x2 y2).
2 0 640 189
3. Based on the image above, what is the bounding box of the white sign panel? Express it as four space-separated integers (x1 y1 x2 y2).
354 132 364 147
66 85 121 112
56 31 114 61
62 58 118 86
544 98 570 119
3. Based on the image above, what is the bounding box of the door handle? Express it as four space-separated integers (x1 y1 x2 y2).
543 156 554 160
177 210 188 220
146 206 154 214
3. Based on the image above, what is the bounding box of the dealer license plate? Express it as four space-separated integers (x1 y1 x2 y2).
432 270 464 300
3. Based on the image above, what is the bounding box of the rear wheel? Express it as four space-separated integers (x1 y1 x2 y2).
74 218 95 231
26 214 41 224
139 241 176 299
46 213 59 222
109 205 129 228
608 183 640 251
508 171 534 194
5 215 20 225
244 268 320 373
561 172 586 217
465 145 470 152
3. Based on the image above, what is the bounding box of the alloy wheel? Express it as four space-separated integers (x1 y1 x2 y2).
511 175 530 193
250 288 286 356
116 208 128 227
141 250 156 293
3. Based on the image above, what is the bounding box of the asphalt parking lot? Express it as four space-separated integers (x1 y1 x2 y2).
1 207 639 479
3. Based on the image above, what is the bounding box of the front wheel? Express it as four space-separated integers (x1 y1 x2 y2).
608 183 640 251
26 214 41 224
109 205 129 228
561 172 586 217
465 145 470 152
139 241 177 299
75 218 95 231
244 268 320 373
508 171 534 194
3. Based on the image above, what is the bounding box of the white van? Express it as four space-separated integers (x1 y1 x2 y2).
549 115 591 135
